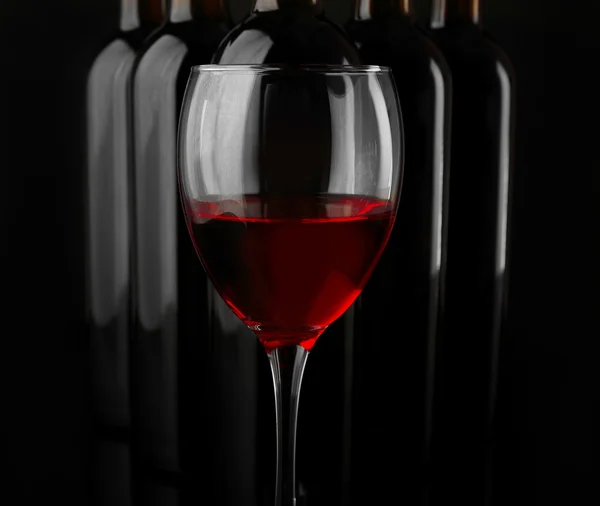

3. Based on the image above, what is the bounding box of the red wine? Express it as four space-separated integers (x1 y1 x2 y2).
86 0 165 433
429 1 516 505
185 195 395 352
345 1 451 503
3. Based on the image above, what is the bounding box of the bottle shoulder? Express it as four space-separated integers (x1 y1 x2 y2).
430 26 516 112
88 35 139 82
133 20 232 72
213 11 361 64
124 24 162 51
91 28 143 61
431 24 514 73
482 31 517 82
346 17 451 84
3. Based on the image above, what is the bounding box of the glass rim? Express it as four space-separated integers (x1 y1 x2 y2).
190 64 392 75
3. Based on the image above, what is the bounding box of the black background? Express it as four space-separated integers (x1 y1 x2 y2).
1 0 598 504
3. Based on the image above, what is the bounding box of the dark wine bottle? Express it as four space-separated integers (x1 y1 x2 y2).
428 1 516 505
345 1 451 504
86 0 166 436
131 0 231 474
212 0 360 64
132 3 263 504
210 3 362 505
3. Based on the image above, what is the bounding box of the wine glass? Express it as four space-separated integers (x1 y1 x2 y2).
177 64 404 506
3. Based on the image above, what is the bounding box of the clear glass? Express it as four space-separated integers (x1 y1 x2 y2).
177 64 404 506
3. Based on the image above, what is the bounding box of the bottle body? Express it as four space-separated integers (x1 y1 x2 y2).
346 10 452 504
86 3 163 434
86 6 165 506
132 11 266 505
132 12 231 474
429 17 516 506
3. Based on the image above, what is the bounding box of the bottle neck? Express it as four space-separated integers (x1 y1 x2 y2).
253 0 323 14
121 0 165 31
170 0 228 22
355 0 413 21
431 0 481 29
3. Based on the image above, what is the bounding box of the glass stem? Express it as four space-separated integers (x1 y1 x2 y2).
268 345 309 506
